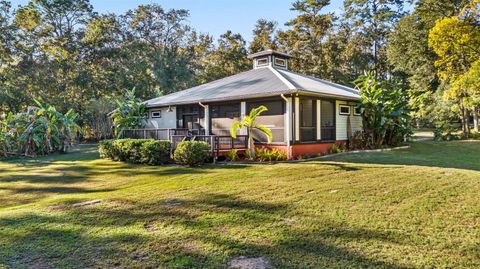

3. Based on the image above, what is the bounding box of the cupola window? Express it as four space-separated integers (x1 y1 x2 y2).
256 57 269 67
274 57 286 68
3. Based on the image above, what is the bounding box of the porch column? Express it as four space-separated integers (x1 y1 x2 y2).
295 96 300 141
316 99 321 140
240 101 247 135
204 105 210 135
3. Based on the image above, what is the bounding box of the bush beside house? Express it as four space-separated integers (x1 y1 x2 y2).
99 139 171 165
173 141 211 166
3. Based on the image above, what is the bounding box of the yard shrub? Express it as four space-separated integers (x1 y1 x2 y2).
99 139 171 165
329 144 346 154
225 149 239 162
254 147 287 162
140 140 171 165
173 141 211 166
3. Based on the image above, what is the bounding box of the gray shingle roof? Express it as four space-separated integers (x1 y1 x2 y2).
145 66 359 107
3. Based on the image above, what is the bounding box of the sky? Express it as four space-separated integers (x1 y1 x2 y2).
8 0 345 42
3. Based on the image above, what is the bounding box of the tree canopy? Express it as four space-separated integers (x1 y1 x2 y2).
0 0 478 138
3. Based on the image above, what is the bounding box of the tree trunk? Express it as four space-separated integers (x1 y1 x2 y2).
248 128 255 160
474 109 479 132
460 104 468 137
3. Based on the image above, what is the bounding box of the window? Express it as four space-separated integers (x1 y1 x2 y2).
256 57 269 67
339 105 351 115
354 105 362 116
151 110 161 118
274 57 286 68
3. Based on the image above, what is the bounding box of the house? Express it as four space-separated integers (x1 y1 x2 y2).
138 50 362 159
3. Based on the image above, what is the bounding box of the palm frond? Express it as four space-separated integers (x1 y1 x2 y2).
230 121 244 138
252 124 273 143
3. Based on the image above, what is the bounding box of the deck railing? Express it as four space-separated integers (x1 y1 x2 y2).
120 128 248 156
120 128 196 140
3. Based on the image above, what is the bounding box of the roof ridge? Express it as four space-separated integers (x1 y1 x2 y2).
277 68 358 94
268 66 296 90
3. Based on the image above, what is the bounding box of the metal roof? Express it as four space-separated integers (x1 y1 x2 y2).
145 66 360 107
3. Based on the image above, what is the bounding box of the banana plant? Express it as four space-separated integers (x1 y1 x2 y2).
230 105 272 160
111 88 147 138
355 72 411 147
0 100 80 156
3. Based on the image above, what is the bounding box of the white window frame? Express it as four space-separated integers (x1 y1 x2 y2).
274 57 286 68
256 57 269 67
151 110 162 118
339 105 351 116
354 105 362 116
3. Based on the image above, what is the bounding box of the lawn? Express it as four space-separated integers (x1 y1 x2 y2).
0 141 479 268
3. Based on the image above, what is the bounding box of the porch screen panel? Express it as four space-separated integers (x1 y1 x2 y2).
211 104 240 136
247 100 284 143
321 100 335 141
300 99 316 142
176 105 205 131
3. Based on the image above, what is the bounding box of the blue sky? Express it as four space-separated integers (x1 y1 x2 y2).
8 0 344 42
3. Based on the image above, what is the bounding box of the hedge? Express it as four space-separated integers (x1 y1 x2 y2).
173 141 211 166
99 139 171 165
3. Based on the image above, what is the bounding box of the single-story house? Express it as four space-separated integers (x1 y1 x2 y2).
139 50 362 159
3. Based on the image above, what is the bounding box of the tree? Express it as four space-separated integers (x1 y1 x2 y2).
344 0 405 78
230 106 272 160
196 31 250 82
388 0 469 127
120 4 196 97
249 19 278 53
450 60 480 131
429 5 480 135
277 0 335 79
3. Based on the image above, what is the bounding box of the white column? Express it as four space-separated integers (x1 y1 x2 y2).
316 99 321 140
284 97 292 144
204 105 210 135
240 101 247 135
295 97 300 141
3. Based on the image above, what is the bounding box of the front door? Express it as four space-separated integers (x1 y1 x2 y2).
182 114 198 130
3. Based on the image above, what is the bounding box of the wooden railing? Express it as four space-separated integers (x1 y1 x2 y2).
120 128 248 157
120 128 195 140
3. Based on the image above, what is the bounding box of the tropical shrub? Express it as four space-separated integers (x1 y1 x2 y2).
254 147 287 162
110 89 147 138
0 101 80 157
225 149 239 162
329 144 345 154
355 72 412 148
348 130 367 150
99 139 171 165
173 141 211 166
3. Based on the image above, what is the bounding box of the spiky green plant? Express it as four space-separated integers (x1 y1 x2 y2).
230 105 272 160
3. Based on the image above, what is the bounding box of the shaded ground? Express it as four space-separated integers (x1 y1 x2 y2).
0 141 479 268
411 128 434 141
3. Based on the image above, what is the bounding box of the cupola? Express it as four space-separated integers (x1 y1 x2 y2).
248 49 291 70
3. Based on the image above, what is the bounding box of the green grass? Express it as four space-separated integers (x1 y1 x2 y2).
0 141 479 268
